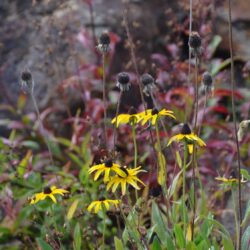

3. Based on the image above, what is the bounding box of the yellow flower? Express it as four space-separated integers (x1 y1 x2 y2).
111 113 140 127
88 159 126 183
106 166 146 195
138 108 176 125
167 123 206 154
87 199 120 213
30 186 69 204
215 176 247 184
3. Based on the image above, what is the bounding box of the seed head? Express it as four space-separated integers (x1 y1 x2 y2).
189 32 202 57
202 72 213 94
141 73 155 96
116 72 131 91
97 31 110 53
20 70 34 93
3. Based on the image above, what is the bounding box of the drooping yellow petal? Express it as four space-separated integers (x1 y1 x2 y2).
88 164 103 173
48 194 57 203
188 144 193 154
121 179 127 195
94 202 102 213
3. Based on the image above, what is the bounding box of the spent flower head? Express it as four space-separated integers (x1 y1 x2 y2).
141 73 156 96
189 31 202 57
97 31 110 53
202 71 213 94
116 72 131 91
20 70 34 93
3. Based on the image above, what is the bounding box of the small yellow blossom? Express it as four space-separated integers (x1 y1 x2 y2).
138 108 176 126
87 199 120 213
106 166 146 195
30 186 69 204
167 123 206 154
88 159 126 182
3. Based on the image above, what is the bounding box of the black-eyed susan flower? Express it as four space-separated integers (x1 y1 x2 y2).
87 199 120 213
116 72 131 91
88 159 126 183
111 107 140 127
138 108 176 126
167 123 206 154
106 166 146 195
30 186 69 204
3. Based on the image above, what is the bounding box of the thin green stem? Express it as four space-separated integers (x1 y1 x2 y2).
113 91 122 153
102 53 108 147
102 207 106 250
132 125 138 201
182 142 188 246
227 1 242 249
232 186 239 249
193 56 199 131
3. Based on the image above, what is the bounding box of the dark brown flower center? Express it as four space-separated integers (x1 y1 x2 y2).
181 123 192 135
118 167 128 178
99 32 110 45
99 197 106 201
104 159 113 168
152 108 159 115
21 71 32 81
43 186 52 194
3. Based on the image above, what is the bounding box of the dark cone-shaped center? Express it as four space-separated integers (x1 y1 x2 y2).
43 186 52 194
118 167 129 177
141 73 154 86
21 71 32 81
181 123 192 135
99 32 110 45
152 108 159 115
104 159 113 168
117 72 130 85
129 107 137 115
99 197 106 201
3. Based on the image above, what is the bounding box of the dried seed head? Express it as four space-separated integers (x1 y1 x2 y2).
20 70 34 93
238 120 250 141
141 73 154 86
181 123 192 135
201 71 213 94
189 32 202 57
141 73 155 96
97 31 110 53
116 72 131 91
202 72 213 87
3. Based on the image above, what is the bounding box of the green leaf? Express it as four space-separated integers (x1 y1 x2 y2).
151 235 162 250
168 170 182 198
114 236 124 250
36 238 53 250
241 169 250 181
68 152 84 167
242 226 250 250
73 223 82 250
174 224 185 248
67 199 79 220
175 151 182 169
157 152 166 185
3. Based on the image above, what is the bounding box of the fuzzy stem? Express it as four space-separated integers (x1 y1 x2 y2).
113 91 122 152
102 53 108 147
232 186 239 249
193 56 199 131
132 125 138 201
102 207 106 250
227 1 242 248
182 142 188 246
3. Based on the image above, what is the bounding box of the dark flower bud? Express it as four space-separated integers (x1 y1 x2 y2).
97 31 110 53
181 123 192 135
116 72 131 91
20 70 34 93
189 32 202 57
141 73 155 96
